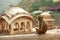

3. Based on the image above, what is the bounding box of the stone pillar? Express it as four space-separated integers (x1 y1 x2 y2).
7 24 9 30
24 22 27 32
4 23 6 31
29 22 33 32
18 23 20 33
9 24 14 34
5 23 7 34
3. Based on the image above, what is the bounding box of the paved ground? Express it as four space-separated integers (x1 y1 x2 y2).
0 29 60 40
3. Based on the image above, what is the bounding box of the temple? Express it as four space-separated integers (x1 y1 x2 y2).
0 7 34 34
38 11 55 30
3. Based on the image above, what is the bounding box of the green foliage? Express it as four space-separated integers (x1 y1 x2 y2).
16 0 53 12
31 3 40 12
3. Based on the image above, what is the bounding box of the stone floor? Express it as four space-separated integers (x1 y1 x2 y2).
0 29 60 40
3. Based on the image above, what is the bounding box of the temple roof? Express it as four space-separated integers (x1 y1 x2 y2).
40 11 51 16
4 7 30 18
1 7 34 24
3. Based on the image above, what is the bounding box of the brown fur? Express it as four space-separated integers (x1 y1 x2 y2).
36 24 47 34
36 15 47 34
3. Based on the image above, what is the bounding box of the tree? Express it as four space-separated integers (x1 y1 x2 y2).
16 0 53 12
31 3 40 12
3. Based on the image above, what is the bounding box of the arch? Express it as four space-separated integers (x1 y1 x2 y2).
10 14 34 24
0 18 9 34
20 22 25 30
14 22 19 31
26 22 31 31
2 14 34 24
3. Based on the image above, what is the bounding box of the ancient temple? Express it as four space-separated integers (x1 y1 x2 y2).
38 11 55 30
0 7 34 34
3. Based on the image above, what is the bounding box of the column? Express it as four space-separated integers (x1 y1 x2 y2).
5 23 7 34
5 23 6 30
7 24 10 34
30 22 33 32
24 22 27 32
9 24 14 34
18 23 20 33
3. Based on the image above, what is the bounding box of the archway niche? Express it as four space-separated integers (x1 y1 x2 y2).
20 22 25 31
14 22 19 31
26 22 31 31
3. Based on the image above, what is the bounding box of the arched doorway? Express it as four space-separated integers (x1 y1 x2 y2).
0 18 9 34
27 22 30 31
20 22 25 31
1 23 5 34
1 22 8 34
14 22 19 31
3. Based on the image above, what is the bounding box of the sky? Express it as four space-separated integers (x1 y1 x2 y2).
0 0 21 13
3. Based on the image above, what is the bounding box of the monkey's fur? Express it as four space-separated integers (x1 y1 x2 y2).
36 15 47 34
